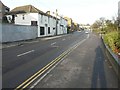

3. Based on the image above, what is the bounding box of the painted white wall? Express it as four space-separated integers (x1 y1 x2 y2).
38 14 57 37
15 13 38 25
6 12 67 38
38 14 46 37
57 17 67 35
0 23 2 43
118 1 120 20
50 17 56 35
64 19 67 34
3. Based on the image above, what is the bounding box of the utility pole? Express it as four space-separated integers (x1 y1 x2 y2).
100 17 105 36
56 9 58 35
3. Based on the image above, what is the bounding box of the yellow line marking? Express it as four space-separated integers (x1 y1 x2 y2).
15 49 70 89
22 52 67 89
15 39 86 89
19 50 69 89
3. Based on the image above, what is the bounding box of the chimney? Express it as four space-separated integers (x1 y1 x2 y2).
46 11 50 15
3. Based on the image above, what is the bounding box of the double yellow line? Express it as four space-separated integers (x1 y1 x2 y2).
15 39 85 90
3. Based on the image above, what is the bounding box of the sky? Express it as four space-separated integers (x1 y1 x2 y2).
1 0 119 25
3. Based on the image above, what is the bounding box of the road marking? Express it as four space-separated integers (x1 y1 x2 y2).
15 49 70 89
51 42 56 46
30 53 68 89
17 50 35 57
15 38 87 89
30 39 87 89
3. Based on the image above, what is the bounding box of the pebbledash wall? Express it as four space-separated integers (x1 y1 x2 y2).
0 23 38 43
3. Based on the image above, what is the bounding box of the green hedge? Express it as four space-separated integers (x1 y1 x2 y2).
103 31 120 53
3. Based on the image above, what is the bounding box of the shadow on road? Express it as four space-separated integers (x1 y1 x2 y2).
91 46 107 88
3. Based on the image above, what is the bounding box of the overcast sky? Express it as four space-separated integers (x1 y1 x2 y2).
1 0 119 24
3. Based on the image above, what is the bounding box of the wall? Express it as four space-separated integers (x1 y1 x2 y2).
15 13 38 25
118 1 120 20
1 24 38 43
118 1 120 27
38 14 56 37
0 23 2 42
58 18 67 34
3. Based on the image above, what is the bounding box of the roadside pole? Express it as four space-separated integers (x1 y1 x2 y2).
56 9 58 35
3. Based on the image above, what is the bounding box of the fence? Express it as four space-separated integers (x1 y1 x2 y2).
0 23 38 43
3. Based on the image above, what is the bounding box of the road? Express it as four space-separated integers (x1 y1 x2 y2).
2 31 119 88
3 31 87 88
34 32 118 88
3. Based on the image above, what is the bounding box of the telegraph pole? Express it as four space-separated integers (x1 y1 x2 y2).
56 9 58 35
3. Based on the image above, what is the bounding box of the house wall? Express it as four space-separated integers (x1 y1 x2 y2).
15 13 38 25
1 23 37 43
58 18 67 34
118 1 120 20
0 23 2 42
6 12 67 39
38 14 56 37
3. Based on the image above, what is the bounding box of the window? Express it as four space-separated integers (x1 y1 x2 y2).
8 17 11 21
48 27 50 34
22 15 25 20
53 27 55 30
31 21 37 26
40 27 45 35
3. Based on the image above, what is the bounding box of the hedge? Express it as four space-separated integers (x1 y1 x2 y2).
103 31 120 54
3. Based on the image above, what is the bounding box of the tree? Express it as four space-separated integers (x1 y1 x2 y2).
91 20 101 29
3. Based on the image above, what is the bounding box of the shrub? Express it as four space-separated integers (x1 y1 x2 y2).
103 31 119 53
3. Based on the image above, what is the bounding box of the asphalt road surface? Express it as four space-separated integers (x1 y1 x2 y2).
34 32 119 88
3 31 87 88
2 31 119 88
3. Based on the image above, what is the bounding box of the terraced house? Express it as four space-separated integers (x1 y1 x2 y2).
6 5 67 37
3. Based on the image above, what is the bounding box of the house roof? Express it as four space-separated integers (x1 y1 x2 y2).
6 5 47 15
5 4 60 20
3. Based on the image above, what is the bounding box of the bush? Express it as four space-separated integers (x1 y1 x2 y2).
103 31 120 53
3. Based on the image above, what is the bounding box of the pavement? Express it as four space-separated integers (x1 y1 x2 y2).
32 33 119 88
1 34 67 49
